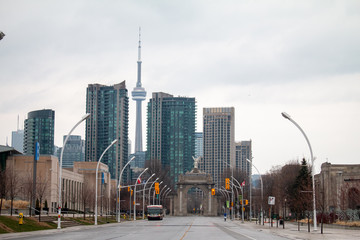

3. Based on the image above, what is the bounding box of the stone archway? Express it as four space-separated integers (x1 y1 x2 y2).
173 168 217 216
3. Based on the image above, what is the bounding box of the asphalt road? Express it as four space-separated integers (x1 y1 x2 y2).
1 216 289 240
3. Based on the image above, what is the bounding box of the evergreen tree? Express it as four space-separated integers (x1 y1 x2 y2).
288 158 312 219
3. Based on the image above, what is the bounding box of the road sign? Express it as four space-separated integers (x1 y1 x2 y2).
268 196 275 205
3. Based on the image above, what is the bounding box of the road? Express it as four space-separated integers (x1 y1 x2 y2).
2 216 360 240
1 216 287 240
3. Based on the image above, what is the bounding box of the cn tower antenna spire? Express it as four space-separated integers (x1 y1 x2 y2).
138 27 141 62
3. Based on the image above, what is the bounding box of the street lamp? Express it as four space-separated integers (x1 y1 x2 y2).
95 139 118 225
160 188 171 204
134 168 148 220
222 160 234 220
281 112 317 231
143 173 155 219
57 113 90 229
162 189 172 205
246 159 263 225
158 185 167 205
231 177 244 223
117 156 136 223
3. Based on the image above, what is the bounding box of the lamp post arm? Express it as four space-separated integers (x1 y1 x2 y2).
57 113 90 229
95 139 117 225
117 156 135 223
282 112 317 230
134 168 148 220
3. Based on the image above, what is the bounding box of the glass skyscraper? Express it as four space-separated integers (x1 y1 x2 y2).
23 109 55 155
12 129 24 153
194 132 203 159
85 81 129 181
57 135 85 168
146 92 196 184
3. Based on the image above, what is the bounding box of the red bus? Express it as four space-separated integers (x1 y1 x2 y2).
147 205 164 220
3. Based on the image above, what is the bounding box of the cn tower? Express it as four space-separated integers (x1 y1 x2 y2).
132 28 146 152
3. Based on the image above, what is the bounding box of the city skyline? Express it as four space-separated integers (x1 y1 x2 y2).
1 1 359 174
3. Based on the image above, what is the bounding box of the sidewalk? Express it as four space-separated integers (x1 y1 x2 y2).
237 220 360 240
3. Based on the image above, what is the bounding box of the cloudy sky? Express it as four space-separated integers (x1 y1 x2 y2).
1 0 359 174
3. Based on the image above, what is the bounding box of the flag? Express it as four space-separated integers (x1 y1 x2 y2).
241 180 245 187
137 177 141 184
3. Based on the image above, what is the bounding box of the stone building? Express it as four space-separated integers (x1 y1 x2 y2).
315 162 360 212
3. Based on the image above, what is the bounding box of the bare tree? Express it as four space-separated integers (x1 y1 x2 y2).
5 164 20 216
81 181 93 219
0 169 8 216
36 174 49 221
21 169 34 216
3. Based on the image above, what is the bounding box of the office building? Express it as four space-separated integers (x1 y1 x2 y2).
85 81 129 181
235 140 252 176
202 107 235 187
146 92 196 184
11 129 24 153
23 109 55 155
57 135 85 168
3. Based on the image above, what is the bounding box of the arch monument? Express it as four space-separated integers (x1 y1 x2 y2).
173 157 218 216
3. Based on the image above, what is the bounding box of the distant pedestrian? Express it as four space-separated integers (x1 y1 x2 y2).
224 212 227 222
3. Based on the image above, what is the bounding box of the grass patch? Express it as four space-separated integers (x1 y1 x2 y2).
70 217 93 225
0 216 56 234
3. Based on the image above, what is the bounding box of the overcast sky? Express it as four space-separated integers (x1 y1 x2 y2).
1 0 359 174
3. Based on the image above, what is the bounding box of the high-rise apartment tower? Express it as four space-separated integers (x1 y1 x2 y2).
146 92 196 183
85 82 129 180
203 107 235 187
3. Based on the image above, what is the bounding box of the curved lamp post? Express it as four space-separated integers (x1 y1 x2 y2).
281 112 317 231
117 156 135 223
161 188 171 205
158 185 167 205
57 113 90 229
222 160 234 220
134 168 148 220
148 178 159 205
95 139 118 225
143 173 155 219
246 159 263 225
232 177 244 223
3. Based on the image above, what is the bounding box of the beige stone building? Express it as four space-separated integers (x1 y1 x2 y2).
6 154 113 214
315 162 360 212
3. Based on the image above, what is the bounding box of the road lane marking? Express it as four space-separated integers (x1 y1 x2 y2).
180 220 194 240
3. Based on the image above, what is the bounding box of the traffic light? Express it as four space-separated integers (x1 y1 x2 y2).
225 178 230 190
131 189 133 196
245 199 248 205
128 186 130 192
155 182 160 194
211 188 215 195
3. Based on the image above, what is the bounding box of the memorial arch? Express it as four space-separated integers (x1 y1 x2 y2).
173 167 218 216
